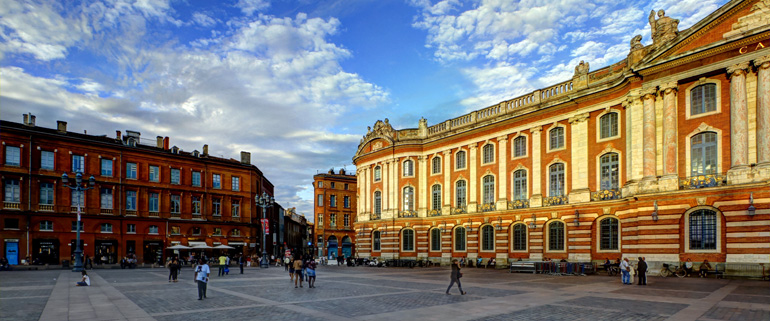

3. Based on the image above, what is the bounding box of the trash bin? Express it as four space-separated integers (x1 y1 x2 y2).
61 260 70 269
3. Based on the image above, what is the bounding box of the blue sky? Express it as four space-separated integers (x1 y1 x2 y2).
0 0 727 218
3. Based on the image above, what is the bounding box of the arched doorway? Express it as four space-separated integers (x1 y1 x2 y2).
341 236 353 258
327 236 338 260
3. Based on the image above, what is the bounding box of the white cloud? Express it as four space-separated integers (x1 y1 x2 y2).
191 12 217 27
235 0 271 16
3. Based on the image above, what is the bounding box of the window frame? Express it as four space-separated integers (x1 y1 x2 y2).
690 131 718 176
41 151 55 170
212 174 221 189
512 169 528 201
126 191 137 210
126 162 137 179
599 153 620 191
170 168 180 184
100 159 113 176
171 195 181 213
598 112 620 141
212 198 221 216
40 220 54 231
402 160 414 177
100 188 113 209
430 228 442 252
454 226 466 252
480 225 495 251
686 81 720 119
401 229 415 252
547 221 566 252
149 225 159 234
231 199 240 217
72 155 85 173
512 223 527 252
100 223 113 233
482 143 495 164
547 126 566 152
40 183 55 205
455 150 467 170
431 184 441 211
149 192 160 213
402 186 415 211
431 156 441 175
373 191 382 216
548 163 565 197
597 217 620 252
5 146 21 166
149 165 160 182
374 166 381 182
192 171 202 187
127 224 136 234
685 208 720 253
482 175 495 205
513 135 527 158
455 180 467 207
231 176 239 191
372 230 381 251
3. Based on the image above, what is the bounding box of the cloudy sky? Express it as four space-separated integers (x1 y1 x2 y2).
0 0 727 219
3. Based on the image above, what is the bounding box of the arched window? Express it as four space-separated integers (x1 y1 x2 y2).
549 127 565 150
691 84 717 115
431 184 441 211
482 144 494 164
430 228 441 252
432 157 441 174
691 132 717 175
513 136 527 157
402 229 415 251
403 160 414 176
482 175 495 205
689 209 717 250
455 180 467 207
481 225 495 251
548 221 564 251
549 163 565 197
456 150 466 169
513 170 527 201
512 223 527 251
600 113 619 139
599 217 619 250
454 227 466 251
374 166 381 181
372 231 381 251
374 191 382 216
600 153 619 190
403 186 414 211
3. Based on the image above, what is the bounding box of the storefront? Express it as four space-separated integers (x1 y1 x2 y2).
95 240 118 264
32 239 59 265
143 240 163 264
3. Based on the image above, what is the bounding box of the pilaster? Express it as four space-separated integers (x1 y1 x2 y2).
418 156 427 217
382 161 389 211
497 135 509 209
754 56 770 181
568 113 590 203
640 88 659 193
443 150 452 215
621 90 643 197
659 82 679 192
727 62 753 184
468 144 478 213
529 126 543 207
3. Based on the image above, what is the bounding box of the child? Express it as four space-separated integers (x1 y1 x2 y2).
75 271 90 286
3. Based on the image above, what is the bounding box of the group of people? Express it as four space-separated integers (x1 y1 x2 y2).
0 257 11 271
684 258 713 277
287 254 318 288
604 257 648 285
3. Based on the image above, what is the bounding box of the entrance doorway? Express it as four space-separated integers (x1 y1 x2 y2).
4 240 19 265
341 236 353 258
95 240 117 264
143 241 163 264
327 236 338 260
33 239 59 265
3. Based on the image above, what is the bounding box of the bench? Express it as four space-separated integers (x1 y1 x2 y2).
714 263 767 280
510 261 537 274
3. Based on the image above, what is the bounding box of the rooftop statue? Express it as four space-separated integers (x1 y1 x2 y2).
649 9 679 47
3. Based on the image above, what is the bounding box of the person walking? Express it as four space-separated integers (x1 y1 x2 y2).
293 257 304 288
284 256 290 271
238 254 244 274
218 254 226 276
446 259 466 295
306 258 317 288
637 257 647 285
168 258 180 282
620 257 631 285
195 258 210 300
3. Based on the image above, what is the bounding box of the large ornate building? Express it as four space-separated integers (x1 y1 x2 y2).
353 0 770 266
313 168 357 259
0 115 276 266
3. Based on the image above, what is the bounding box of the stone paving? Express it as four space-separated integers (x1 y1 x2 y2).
1 265 769 320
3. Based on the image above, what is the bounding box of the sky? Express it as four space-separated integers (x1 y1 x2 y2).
0 0 728 219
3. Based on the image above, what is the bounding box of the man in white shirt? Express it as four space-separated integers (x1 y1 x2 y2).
619 257 631 285
195 258 211 300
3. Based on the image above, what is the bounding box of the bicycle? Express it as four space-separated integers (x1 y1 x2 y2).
659 263 686 278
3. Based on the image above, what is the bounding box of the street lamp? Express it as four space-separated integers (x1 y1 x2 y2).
255 192 274 268
61 172 95 272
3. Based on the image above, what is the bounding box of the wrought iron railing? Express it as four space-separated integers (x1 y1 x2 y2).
543 195 568 206
399 210 417 218
591 189 621 201
428 209 442 217
480 203 496 212
508 199 529 209
679 173 727 190
371 212 381 220
451 206 467 215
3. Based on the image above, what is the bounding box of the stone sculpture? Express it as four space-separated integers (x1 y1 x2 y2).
649 9 679 47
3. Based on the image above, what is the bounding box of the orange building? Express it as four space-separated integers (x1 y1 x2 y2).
353 0 769 267
313 169 357 259
0 115 276 266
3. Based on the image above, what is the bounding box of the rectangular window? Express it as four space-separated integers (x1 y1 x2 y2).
549 128 565 150
41 151 54 170
71 221 84 232
5 146 20 166
100 188 113 209
100 159 113 176
330 182 335 189
4 218 19 229
431 229 441 251
72 155 84 173
171 195 180 213
149 193 159 212
212 198 221 216
344 183 348 190
213 227 222 236
101 223 112 233
149 166 160 182
513 137 527 158
213 174 221 189
330 195 337 207
344 196 350 208
318 181 323 188
318 214 323 227
344 214 350 227
126 162 137 179
192 171 201 187
70 189 83 207
171 169 180 184
330 213 336 227
40 221 54 231
126 191 137 210
149 226 159 234
171 226 180 235
40 183 54 205
192 197 201 214
127 224 136 233
232 200 240 217
317 194 323 206
193 227 201 235
231 176 240 191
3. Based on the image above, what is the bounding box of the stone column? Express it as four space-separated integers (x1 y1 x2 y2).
659 82 679 191
418 156 427 217
621 90 643 197
568 113 590 203
468 144 478 212
443 150 452 215
365 166 371 216
529 126 543 207
356 168 363 217
382 161 389 212
727 62 752 184
391 159 398 213
640 88 658 192
755 56 770 181
497 135 509 210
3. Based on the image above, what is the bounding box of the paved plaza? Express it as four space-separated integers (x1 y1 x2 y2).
1 264 769 321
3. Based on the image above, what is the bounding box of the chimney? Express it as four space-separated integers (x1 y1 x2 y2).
240 151 251 164
163 137 169 150
57 121 67 133
23 113 36 127
156 136 164 148
202 144 209 156
116 130 121 140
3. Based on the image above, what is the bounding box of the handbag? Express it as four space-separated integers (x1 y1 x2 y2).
458 272 463 278
194 266 200 283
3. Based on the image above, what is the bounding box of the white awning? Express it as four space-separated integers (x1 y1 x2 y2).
188 241 208 247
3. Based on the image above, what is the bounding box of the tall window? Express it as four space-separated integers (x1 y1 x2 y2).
317 194 323 206
192 171 201 187
330 213 336 227
432 157 441 174
231 200 240 217
126 162 137 179
344 183 348 190
100 188 112 209
512 224 527 251
212 198 221 216
402 229 415 251
548 221 565 251
600 113 619 139
126 191 136 210
454 227 466 251
691 132 717 175
690 209 717 250
231 176 239 191
374 166 381 181
330 195 337 207
344 196 350 208
549 127 565 150
373 231 381 251
40 183 54 205
600 153 619 190
212 174 221 189
192 196 201 214
482 144 494 164
70 189 83 207
40 220 54 231
456 180 466 207
72 155 85 173
330 182 335 189
318 181 323 188
318 214 323 226
513 170 527 200
374 191 381 216
5 146 20 166
403 160 414 176
549 163 565 197
482 175 495 205
41 151 54 170
456 151 466 169
431 228 441 251
149 165 160 182
101 159 113 176
171 195 180 213
171 169 180 184
481 225 495 251
149 193 159 212
344 214 350 227
403 186 414 211
431 184 441 211
600 217 619 250
101 223 113 233
691 83 717 115
4 179 20 203
513 136 527 157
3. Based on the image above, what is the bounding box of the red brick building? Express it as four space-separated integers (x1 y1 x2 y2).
313 168 357 259
1 115 276 266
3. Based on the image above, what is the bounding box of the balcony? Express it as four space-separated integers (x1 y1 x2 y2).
170 212 181 218
371 212 381 220
4 202 20 210
507 199 529 209
398 210 417 218
125 210 137 216
231 216 240 222
591 189 621 201
679 173 727 190
543 195 568 206
451 206 467 215
149 211 159 217
192 213 202 219
39 204 54 212
100 208 113 215
211 214 221 220
480 203 496 212
428 209 442 217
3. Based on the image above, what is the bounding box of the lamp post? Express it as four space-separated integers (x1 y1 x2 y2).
61 172 95 272
255 192 274 268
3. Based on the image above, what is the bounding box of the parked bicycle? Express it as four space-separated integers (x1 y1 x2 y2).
660 262 686 278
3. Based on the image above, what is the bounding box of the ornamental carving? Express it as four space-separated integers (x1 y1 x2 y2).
574 60 590 77
649 9 680 47
630 35 644 51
